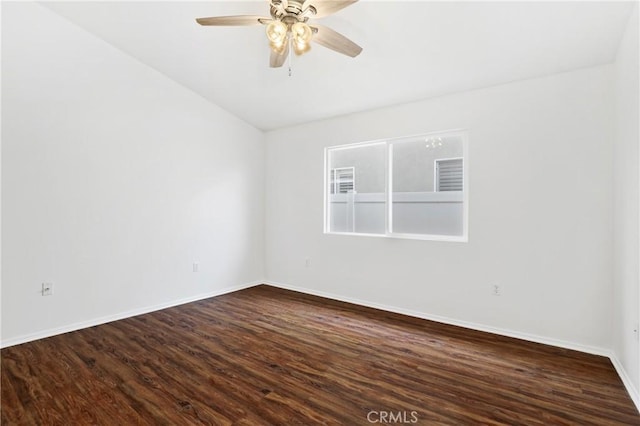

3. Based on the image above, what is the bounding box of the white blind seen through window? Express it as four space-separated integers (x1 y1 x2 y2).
436 158 463 192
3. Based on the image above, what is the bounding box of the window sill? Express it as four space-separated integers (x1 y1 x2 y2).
325 231 468 243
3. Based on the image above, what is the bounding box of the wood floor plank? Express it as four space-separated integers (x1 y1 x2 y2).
2 285 638 425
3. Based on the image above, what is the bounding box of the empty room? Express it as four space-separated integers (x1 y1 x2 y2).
2 0 639 424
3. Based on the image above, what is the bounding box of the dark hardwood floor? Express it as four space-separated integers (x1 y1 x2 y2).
2 285 638 425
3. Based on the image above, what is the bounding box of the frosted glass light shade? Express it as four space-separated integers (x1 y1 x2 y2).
266 21 287 44
291 22 312 43
291 22 312 55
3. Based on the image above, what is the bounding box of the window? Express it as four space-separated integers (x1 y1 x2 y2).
325 131 468 241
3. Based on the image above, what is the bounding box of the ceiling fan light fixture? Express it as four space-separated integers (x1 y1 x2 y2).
291 22 312 44
266 20 288 44
270 40 287 54
293 41 311 55
291 21 313 55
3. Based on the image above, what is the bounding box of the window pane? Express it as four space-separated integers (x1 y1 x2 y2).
328 144 386 234
391 135 464 236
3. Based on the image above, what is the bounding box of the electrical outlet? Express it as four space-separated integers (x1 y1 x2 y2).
492 284 501 296
193 262 199 273
42 282 53 296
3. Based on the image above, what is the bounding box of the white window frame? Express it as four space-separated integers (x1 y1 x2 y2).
324 130 469 242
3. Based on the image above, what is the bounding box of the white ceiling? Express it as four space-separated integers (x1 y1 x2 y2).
42 1 634 131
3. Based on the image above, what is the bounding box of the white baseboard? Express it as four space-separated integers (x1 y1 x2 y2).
610 353 640 412
0 280 262 349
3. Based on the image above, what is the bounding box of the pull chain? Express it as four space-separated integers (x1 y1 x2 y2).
288 38 293 77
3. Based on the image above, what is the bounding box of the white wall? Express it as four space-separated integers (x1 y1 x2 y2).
266 65 614 352
1 3 265 346
613 5 640 399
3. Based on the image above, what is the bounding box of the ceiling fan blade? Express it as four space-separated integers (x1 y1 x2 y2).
311 24 362 57
304 0 358 18
269 43 290 68
196 15 269 26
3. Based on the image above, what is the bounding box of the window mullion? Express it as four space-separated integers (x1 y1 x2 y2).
387 143 393 235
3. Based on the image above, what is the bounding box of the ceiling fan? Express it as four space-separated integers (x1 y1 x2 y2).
196 0 362 68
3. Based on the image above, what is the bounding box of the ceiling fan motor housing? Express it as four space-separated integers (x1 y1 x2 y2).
271 0 315 22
